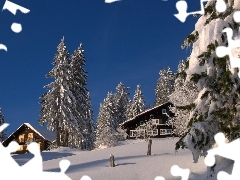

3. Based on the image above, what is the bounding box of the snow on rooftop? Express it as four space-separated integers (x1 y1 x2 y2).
4 123 56 143
120 101 173 126
24 123 56 142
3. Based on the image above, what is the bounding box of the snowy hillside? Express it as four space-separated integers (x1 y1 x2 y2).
12 138 207 180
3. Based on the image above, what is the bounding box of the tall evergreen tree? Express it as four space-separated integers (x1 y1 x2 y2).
174 1 240 176
39 37 79 147
83 92 95 150
154 67 175 106
95 92 118 147
0 108 7 142
168 60 198 137
130 85 146 117
113 82 131 125
70 43 95 150
125 99 133 120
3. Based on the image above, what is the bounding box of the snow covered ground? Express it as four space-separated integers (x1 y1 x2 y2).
12 138 207 180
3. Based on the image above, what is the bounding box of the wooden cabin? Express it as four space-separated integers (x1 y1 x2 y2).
120 102 174 139
3 123 55 154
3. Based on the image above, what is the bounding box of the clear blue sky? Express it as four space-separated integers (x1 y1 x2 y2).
0 0 202 136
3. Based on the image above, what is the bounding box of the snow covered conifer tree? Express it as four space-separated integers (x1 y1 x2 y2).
130 85 146 117
154 67 175 106
168 60 198 137
95 92 118 148
174 0 240 173
125 99 133 120
39 37 79 147
113 82 131 125
0 108 7 142
83 92 95 150
70 43 95 150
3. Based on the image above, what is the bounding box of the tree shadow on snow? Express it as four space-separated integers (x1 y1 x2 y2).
12 151 75 166
45 153 172 173
105 162 136 167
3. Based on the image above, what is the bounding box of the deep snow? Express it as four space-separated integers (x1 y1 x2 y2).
12 138 208 180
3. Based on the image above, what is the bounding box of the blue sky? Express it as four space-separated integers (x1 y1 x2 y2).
0 0 202 135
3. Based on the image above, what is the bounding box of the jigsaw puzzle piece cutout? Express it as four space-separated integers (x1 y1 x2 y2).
105 0 121 3
0 123 20 174
170 165 190 180
174 1 188 23
174 0 208 23
217 171 232 180
80 175 92 180
2 0 30 15
215 0 227 13
216 27 240 71
0 141 21 177
204 133 227 166
59 159 70 174
216 46 228 58
21 142 43 173
205 132 240 179
234 11 240 23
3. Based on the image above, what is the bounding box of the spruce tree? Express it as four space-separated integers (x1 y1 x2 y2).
95 92 127 148
95 92 118 147
113 82 131 125
130 85 146 117
70 43 95 150
39 37 79 147
168 60 198 137
125 99 133 120
154 67 175 106
0 108 7 142
83 92 95 150
175 0 240 169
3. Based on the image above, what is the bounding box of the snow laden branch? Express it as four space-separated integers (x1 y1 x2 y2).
174 1 240 172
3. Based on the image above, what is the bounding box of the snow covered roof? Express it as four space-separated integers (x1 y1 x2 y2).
5 123 56 143
24 123 56 142
120 101 173 126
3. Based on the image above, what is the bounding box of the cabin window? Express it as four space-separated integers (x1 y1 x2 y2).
162 109 167 114
38 142 41 148
152 119 159 125
28 133 33 141
166 129 172 134
18 145 24 151
159 119 163 124
19 134 25 142
160 129 167 135
130 130 137 137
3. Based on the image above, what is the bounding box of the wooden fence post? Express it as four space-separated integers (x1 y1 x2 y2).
147 139 152 155
110 154 115 167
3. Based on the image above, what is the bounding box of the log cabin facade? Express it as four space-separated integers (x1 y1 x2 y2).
3 123 55 154
120 102 174 139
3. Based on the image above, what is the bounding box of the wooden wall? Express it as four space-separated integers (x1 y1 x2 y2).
3 125 51 154
122 102 174 139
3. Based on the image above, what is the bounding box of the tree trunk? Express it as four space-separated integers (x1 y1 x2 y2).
56 126 61 147
147 138 152 155
63 129 69 147
110 154 115 167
